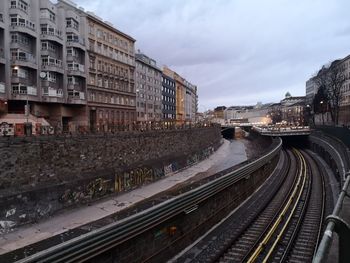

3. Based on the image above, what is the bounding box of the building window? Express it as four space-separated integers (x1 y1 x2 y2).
40 8 55 22
12 67 27 78
11 0 28 12
66 18 79 30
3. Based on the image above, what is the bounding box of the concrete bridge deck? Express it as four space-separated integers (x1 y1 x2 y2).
252 126 311 136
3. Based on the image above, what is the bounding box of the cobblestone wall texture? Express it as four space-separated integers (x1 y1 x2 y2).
0 127 221 229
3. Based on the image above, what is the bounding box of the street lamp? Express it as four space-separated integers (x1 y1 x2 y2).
15 66 29 124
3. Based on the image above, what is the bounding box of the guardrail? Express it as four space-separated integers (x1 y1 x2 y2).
313 172 350 263
17 138 282 263
309 135 347 181
253 126 311 136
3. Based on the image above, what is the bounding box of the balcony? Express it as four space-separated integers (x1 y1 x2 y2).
67 37 85 51
0 48 5 64
42 87 64 103
11 85 38 101
11 53 37 69
67 63 86 77
10 21 36 38
0 14 4 28
0 82 5 93
41 59 64 74
67 90 86 105
41 29 63 44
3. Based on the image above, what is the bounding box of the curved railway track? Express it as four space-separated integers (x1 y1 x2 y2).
176 148 325 263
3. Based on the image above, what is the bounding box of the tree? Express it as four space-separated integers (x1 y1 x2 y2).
312 84 328 125
327 62 346 124
313 61 346 125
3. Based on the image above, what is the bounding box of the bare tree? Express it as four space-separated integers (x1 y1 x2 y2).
327 62 346 125
313 61 346 125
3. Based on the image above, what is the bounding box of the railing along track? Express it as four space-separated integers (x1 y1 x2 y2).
14 138 282 263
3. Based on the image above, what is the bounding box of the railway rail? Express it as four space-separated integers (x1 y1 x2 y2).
176 148 325 263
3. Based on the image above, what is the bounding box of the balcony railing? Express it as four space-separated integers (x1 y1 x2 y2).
67 37 85 46
41 30 63 40
11 21 35 31
42 87 63 97
12 85 37 96
68 63 85 73
68 90 85 100
0 82 5 93
42 60 63 68
12 53 36 63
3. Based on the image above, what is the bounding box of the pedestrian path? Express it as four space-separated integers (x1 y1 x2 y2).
0 139 247 255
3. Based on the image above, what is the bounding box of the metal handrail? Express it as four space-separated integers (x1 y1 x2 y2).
17 138 282 263
313 172 350 263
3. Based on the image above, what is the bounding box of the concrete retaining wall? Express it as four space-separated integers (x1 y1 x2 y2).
0 127 221 230
90 154 279 263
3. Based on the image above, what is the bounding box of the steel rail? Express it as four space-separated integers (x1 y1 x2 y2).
246 148 306 263
17 138 282 263
261 149 308 262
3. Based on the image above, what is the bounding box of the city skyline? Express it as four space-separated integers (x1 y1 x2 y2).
73 0 350 109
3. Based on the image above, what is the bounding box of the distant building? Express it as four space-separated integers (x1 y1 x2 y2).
280 94 306 125
135 52 162 122
85 11 136 131
184 80 197 123
338 55 350 124
305 77 318 106
214 106 226 119
162 67 176 124
163 67 197 124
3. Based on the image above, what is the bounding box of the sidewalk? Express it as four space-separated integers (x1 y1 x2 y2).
0 139 247 255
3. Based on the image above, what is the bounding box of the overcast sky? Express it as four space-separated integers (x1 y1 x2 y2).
74 0 350 110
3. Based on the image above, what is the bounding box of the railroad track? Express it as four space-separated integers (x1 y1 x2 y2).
219 149 325 263
176 148 325 263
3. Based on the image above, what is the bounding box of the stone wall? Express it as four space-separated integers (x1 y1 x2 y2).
0 127 221 230
91 152 280 263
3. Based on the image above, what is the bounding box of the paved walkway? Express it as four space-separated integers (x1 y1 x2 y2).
0 139 247 255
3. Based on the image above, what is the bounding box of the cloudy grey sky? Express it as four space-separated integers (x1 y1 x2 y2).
74 0 350 110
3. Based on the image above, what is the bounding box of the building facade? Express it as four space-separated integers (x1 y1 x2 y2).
162 67 176 123
280 94 306 126
0 0 89 132
135 52 162 122
305 77 318 106
184 80 197 123
338 55 350 124
0 0 138 133
163 67 198 124
85 12 136 131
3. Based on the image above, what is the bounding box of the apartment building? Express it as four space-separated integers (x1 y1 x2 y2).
0 0 89 132
338 55 350 124
305 77 318 106
163 67 198 124
0 0 138 133
174 72 185 124
307 55 350 125
86 12 136 131
162 66 176 124
135 52 162 122
184 80 197 122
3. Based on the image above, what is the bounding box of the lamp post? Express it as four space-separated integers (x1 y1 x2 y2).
320 100 324 125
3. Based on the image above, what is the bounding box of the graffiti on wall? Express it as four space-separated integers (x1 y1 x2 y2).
186 146 214 166
60 146 216 203
59 178 113 204
114 166 165 192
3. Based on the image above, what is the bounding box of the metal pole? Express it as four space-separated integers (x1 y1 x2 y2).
313 172 350 263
